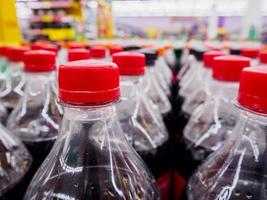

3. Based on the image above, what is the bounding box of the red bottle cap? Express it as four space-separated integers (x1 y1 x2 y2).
112 52 145 75
0 46 7 57
68 42 87 49
59 60 120 104
6 46 30 62
238 66 267 114
68 49 91 61
23 50 56 72
241 47 260 59
212 55 251 81
203 51 226 68
259 51 267 64
31 43 58 54
109 46 123 56
90 46 106 58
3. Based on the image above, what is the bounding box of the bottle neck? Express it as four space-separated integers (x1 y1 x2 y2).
120 75 143 84
9 61 23 70
119 75 143 103
25 71 56 93
207 79 239 101
238 104 267 124
63 103 117 121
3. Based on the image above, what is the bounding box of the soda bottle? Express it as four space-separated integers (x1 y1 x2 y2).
0 123 32 199
113 52 171 200
68 48 91 62
155 47 172 98
0 46 29 113
174 55 251 200
90 46 107 61
180 51 226 127
188 65 267 200
175 48 206 135
24 59 160 200
7 50 63 187
139 49 172 124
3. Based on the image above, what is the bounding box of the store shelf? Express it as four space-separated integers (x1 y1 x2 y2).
28 28 75 40
27 1 73 9
30 15 73 23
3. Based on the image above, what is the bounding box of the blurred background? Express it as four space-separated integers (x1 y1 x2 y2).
0 0 265 44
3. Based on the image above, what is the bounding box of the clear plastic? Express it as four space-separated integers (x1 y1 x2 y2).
181 67 212 115
117 76 169 150
179 57 203 99
178 55 195 89
24 103 160 200
141 67 171 115
0 123 32 198
57 47 68 65
176 80 240 177
0 61 25 111
188 107 267 200
117 76 171 199
155 56 172 96
7 72 63 143
7 71 63 191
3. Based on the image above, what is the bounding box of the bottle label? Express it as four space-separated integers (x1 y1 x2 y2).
156 170 172 200
174 171 187 200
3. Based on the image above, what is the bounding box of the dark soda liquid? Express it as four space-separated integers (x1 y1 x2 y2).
163 111 176 140
177 110 190 136
174 118 236 200
189 163 267 199
173 137 212 200
24 123 159 200
136 140 172 200
0 145 31 200
1 139 55 199
175 137 212 180
25 139 55 176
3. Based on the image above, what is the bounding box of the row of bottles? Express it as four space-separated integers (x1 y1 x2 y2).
1 40 267 200
0 42 174 200
173 44 267 200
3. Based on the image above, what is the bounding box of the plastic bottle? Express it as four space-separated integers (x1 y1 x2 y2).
140 50 171 116
24 59 160 200
175 48 206 136
68 48 91 62
174 55 251 200
0 46 29 113
0 124 32 199
7 50 63 187
180 51 226 130
188 66 267 200
155 47 172 98
90 45 107 61
113 52 171 200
